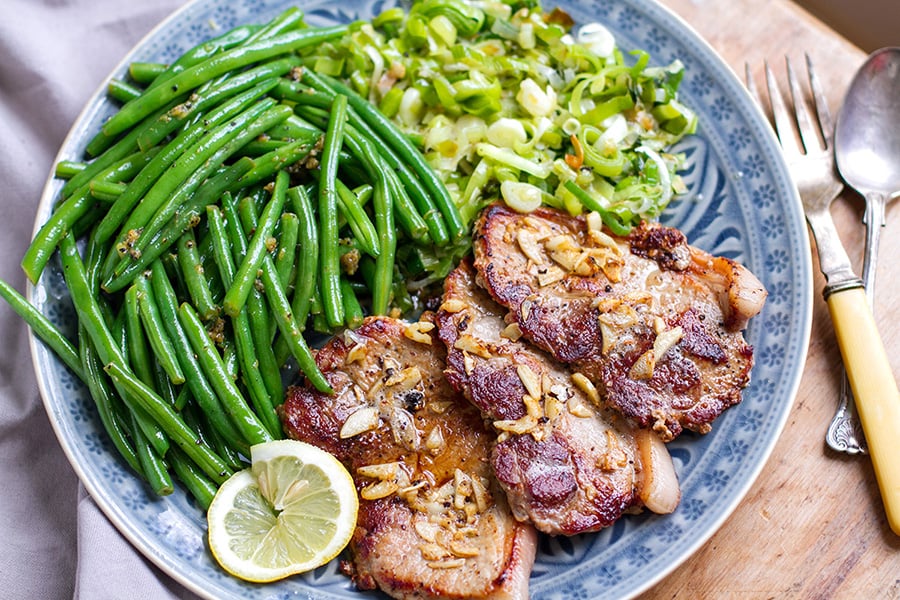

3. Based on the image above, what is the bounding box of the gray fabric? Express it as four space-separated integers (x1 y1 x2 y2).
0 1 201 597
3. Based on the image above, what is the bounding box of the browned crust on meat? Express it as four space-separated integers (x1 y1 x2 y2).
280 316 536 599
472 203 763 440
436 261 657 534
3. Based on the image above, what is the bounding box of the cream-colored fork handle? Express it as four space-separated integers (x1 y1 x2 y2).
828 286 900 534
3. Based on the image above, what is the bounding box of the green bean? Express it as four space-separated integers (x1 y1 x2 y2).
272 80 333 110
281 84 436 242
123 285 158 387
182 402 245 473
108 79 143 104
311 112 429 244
111 98 277 262
237 138 288 157
56 232 123 381
112 297 172 459
335 124 428 244
99 159 256 291
0 280 84 382
287 185 317 333
59 233 170 456
78 326 141 475
354 123 442 244
249 287 284 398
95 79 279 246
85 90 191 159
206 204 280 438
352 183 374 205
340 276 364 329
260 257 332 394
130 412 175 496
23 148 159 283
89 180 125 202
134 0 295 111
222 337 240 383
303 71 462 241
133 104 294 263
266 113 323 139
176 302 274 446
104 361 231 484
101 25 348 137
236 197 331 394
62 102 175 200
562 180 631 236
309 283 331 335
311 124 399 313
335 179 379 258
133 275 185 385
173 385 190 411
100 145 163 184
221 169 289 317
318 94 349 328
142 25 261 95
168 446 217 511
147 261 248 453
135 56 302 152
242 6 306 44
230 133 320 189
291 103 329 130
275 212 299 290
176 230 219 321
370 173 396 316
152 358 179 408
220 193 283 407
55 160 86 180
196 231 225 306
81 24 264 162
128 62 167 85
382 160 432 243
91 234 174 455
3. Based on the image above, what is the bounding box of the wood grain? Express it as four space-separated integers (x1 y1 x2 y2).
640 1 900 598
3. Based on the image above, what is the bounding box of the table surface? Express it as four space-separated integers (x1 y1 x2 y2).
645 1 900 598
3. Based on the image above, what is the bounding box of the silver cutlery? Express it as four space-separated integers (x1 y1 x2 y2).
830 47 900 454
746 56 900 534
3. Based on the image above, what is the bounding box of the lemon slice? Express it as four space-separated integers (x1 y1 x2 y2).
207 439 358 582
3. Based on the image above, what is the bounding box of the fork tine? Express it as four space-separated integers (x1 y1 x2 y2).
744 63 762 105
805 53 835 146
764 61 802 156
786 56 823 154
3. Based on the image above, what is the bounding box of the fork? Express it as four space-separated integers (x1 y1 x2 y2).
747 56 900 534
746 59 868 455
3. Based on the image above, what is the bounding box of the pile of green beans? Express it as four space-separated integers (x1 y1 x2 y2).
1 7 466 508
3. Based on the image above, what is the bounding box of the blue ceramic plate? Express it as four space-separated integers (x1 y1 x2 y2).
29 0 811 598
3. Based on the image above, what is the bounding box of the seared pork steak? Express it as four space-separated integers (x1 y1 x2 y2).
472 204 767 441
435 261 680 535
280 316 536 599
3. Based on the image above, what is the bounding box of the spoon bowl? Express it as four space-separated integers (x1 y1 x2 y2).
835 47 900 203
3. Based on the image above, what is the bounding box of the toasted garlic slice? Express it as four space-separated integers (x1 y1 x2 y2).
340 406 380 439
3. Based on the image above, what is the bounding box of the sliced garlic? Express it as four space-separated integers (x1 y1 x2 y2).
404 320 435 345
340 406 380 439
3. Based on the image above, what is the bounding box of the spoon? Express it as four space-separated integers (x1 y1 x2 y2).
829 47 900 454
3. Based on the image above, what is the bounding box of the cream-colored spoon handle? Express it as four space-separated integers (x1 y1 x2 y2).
828 286 900 534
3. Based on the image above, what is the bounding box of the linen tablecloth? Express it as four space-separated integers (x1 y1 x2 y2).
0 1 201 597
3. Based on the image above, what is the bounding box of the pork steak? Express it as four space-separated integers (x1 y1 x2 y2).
435 260 680 535
472 203 767 440
280 316 537 599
